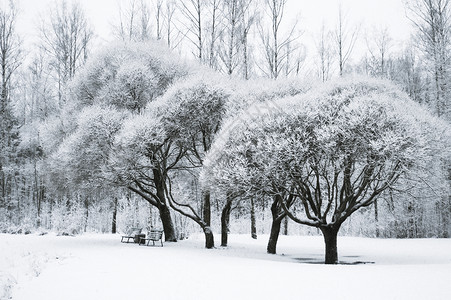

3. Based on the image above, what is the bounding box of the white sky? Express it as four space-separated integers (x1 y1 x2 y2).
14 0 413 66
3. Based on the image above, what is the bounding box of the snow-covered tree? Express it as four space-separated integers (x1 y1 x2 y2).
70 42 189 110
205 76 310 248
42 41 192 239
55 106 125 188
205 77 450 264
110 109 180 242
0 0 22 226
407 0 451 119
158 74 232 248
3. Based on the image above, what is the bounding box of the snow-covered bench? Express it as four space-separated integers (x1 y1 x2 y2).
139 230 164 247
120 227 143 243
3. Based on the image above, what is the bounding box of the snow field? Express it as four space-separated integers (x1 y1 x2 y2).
1 233 451 300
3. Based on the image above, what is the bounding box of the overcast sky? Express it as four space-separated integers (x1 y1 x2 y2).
14 0 413 65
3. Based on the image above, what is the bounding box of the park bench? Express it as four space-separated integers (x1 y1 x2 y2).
139 229 164 247
121 227 143 243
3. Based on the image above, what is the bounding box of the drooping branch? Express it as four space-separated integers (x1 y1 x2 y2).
128 185 159 207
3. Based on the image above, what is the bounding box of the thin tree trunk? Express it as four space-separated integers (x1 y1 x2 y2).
112 197 118 234
221 197 233 247
374 199 379 237
84 196 89 232
250 198 257 239
320 225 340 264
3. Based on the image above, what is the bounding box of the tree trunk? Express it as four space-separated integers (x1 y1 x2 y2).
202 190 211 227
153 168 177 242
203 226 214 249
112 197 118 234
221 197 233 247
267 198 284 254
159 204 177 242
320 225 340 264
37 184 44 228
374 199 379 237
250 198 257 239
84 196 89 232
283 216 288 235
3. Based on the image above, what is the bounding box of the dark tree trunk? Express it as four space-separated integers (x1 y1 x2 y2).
112 197 118 234
203 226 214 249
250 198 257 239
283 216 288 235
159 204 177 242
374 200 379 237
36 184 44 228
267 198 284 254
153 168 177 242
202 190 211 227
84 196 89 233
320 225 340 264
221 197 233 247
267 217 283 254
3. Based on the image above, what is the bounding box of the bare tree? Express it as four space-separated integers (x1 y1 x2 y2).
334 1 359 76
0 0 21 110
392 44 426 104
315 22 334 82
407 0 451 118
206 0 222 69
258 0 298 79
239 0 257 79
112 0 151 41
283 38 305 77
179 0 204 61
219 0 243 75
39 0 93 108
155 0 164 40
0 0 22 213
365 27 392 78
163 0 184 50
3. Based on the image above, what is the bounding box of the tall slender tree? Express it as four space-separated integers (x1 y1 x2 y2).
0 0 22 222
315 22 334 82
219 0 243 75
179 0 204 61
39 0 93 108
365 27 392 78
334 2 359 76
206 0 222 69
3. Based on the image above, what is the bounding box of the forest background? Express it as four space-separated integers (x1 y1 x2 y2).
0 0 450 241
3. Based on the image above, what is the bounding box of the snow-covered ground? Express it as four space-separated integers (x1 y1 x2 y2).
1 233 451 300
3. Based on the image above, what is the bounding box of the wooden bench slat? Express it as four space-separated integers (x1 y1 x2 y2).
139 230 164 247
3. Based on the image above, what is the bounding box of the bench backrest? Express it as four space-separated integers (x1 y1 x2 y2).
149 230 163 240
128 227 142 236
